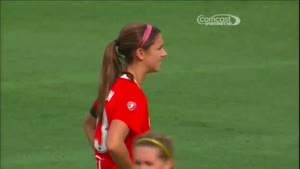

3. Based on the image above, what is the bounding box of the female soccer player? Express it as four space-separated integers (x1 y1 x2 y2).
83 23 168 169
133 132 174 169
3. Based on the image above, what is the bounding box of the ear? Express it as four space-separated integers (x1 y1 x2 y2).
135 48 145 61
164 159 174 169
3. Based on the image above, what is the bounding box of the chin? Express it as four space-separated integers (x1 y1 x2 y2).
147 66 161 73
148 70 160 74
153 67 161 73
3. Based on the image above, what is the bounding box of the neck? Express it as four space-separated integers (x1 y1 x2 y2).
125 65 146 86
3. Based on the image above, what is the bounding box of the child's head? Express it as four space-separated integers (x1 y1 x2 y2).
133 132 174 169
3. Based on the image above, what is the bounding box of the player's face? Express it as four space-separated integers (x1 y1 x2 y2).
133 146 172 169
143 33 167 73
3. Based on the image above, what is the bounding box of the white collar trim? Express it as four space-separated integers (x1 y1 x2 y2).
120 74 140 88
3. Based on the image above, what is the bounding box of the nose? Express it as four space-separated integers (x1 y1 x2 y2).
134 165 145 169
139 166 145 169
162 49 168 58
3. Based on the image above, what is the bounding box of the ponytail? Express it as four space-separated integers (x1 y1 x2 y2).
96 41 123 119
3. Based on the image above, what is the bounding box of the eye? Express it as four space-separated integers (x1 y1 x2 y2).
145 161 154 166
134 161 141 166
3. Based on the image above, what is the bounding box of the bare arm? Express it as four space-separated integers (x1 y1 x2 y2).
106 120 132 169
83 113 96 149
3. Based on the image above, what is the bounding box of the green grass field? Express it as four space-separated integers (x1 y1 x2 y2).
1 1 298 169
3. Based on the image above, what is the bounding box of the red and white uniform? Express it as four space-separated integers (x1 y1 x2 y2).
93 74 150 169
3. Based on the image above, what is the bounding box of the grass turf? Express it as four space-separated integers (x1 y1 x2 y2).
1 1 298 169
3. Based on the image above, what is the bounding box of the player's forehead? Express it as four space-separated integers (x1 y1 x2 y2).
152 33 164 46
134 146 161 158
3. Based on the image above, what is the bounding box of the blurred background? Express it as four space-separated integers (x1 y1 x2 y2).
1 1 298 169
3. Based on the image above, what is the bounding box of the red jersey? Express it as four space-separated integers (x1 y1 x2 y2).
93 74 150 169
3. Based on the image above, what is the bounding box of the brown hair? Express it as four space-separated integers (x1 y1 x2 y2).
96 23 161 118
134 132 174 161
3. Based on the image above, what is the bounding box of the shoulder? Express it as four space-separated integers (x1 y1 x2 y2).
112 75 144 97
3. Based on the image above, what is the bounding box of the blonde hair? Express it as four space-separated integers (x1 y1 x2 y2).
134 132 174 161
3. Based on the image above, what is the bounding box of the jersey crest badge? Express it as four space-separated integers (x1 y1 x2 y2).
127 101 137 111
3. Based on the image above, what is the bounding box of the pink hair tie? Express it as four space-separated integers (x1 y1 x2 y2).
138 24 153 48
